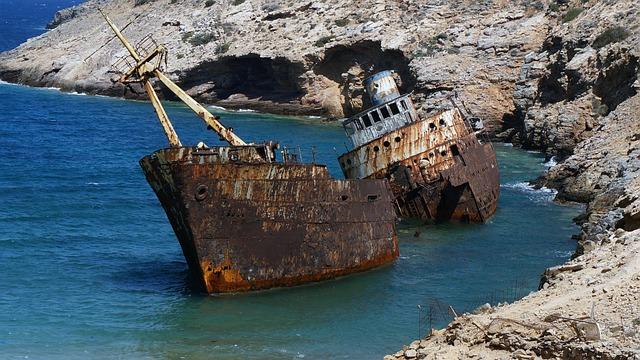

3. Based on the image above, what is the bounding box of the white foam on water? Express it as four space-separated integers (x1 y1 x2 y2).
544 156 558 168
86 182 101 186
68 91 88 96
501 181 557 203
208 105 227 111
553 249 574 258
236 108 257 113
502 142 514 147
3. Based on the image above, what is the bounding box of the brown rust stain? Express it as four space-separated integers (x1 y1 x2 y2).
140 145 399 294
200 237 398 293
339 109 500 222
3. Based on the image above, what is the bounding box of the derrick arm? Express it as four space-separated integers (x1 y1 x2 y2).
154 70 246 146
99 9 181 147
98 9 246 147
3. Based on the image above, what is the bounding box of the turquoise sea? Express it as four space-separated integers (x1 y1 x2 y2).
0 2 583 359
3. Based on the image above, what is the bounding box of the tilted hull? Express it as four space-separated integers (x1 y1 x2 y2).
140 146 399 293
339 109 499 222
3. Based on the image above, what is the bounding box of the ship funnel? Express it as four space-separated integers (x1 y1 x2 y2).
364 70 401 106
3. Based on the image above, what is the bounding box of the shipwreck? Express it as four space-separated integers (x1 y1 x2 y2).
338 71 500 222
99 11 398 293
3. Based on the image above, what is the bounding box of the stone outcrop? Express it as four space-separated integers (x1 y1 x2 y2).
0 0 549 125
388 1 640 358
0 1 639 359
509 0 639 157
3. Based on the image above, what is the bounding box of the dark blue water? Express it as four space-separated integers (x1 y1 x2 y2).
0 0 85 52
0 82 582 359
0 4 582 359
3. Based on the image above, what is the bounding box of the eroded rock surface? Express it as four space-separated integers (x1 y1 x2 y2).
510 0 639 156
388 1 640 358
0 0 549 124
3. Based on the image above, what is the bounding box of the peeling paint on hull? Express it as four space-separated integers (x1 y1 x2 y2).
139 146 399 293
339 109 500 222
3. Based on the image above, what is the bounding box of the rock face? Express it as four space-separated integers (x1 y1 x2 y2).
1 1 639 359
509 0 639 157
388 1 640 359
0 0 549 125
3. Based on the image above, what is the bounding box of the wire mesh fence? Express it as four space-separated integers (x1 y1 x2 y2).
416 278 536 339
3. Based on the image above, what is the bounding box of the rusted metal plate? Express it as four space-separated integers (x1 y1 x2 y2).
339 108 499 222
140 146 399 293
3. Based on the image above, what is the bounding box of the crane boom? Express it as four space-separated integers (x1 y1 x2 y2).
98 9 246 147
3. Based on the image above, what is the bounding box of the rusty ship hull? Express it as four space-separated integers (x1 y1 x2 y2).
338 71 499 222
339 110 499 222
140 146 399 293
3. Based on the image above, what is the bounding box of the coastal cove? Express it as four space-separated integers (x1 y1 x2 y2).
7 1 640 359
0 82 583 359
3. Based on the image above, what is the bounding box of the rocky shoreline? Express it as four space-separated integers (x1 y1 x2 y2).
0 0 638 358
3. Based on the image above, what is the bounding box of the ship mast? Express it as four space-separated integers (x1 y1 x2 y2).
98 9 246 147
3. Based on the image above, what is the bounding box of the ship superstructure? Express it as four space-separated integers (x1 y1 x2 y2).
339 71 499 222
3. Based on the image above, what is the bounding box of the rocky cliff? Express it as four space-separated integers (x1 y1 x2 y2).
0 0 639 359
388 1 640 359
0 0 549 129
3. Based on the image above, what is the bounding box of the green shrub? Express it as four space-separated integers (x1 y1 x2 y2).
232 0 245 4
413 41 439 58
216 42 230 54
593 26 630 49
591 97 608 116
548 3 559 12
562 7 583 22
134 0 156 5
176 53 184 59
334 18 349 27
204 0 214 7
314 36 334 47
188 32 217 46
435 33 447 41
181 31 194 42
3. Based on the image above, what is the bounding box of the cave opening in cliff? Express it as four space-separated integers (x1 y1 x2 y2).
173 54 305 102
313 40 415 115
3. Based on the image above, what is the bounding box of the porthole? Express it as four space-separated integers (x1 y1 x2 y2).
373 146 380 152
383 140 391 147
195 185 208 201
439 119 446 126
341 195 349 201
441 150 447 156
429 152 434 158
429 123 436 130
394 136 401 143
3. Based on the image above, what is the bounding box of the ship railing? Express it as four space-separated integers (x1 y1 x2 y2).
342 93 418 148
279 145 321 165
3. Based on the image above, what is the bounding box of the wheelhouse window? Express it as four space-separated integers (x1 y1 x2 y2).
361 114 372 127
400 100 408 111
380 106 391 118
389 102 400 115
371 110 381 123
